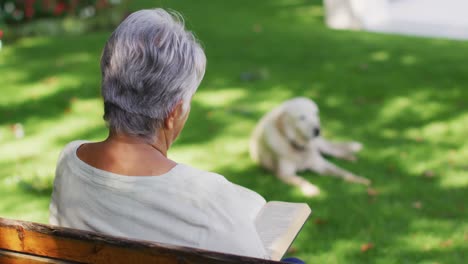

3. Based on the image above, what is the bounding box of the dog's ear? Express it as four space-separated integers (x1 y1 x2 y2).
276 110 297 140
275 111 287 135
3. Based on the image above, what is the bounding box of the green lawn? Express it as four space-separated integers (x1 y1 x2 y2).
1 0 467 263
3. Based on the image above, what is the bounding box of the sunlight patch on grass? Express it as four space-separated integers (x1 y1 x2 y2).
0 190 50 222
2 71 97 108
438 171 468 188
21 83 61 100
378 91 448 125
1 165 52 186
253 97 290 113
0 70 28 88
371 51 390 62
14 77 70 103
70 98 103 116
0 109 104 214
417 113 468 142
415 122 448 140
197 85 293 114
10 208 48 223
310 252 341 264
378 143 464 180
15 36 52 48
0 137 56 164
0 110 102 163
326 240 362 263
195 88 247 107
398 112 468 178
274 0 308 7
380 96 411 120
323 95 344 108
380 128 399 139
58 52 94 64
171 135 251 172
274 0 324 24
290 5 324 22
401 219 466 252
399 234 443 254
205 77 229 87
400 54 418 65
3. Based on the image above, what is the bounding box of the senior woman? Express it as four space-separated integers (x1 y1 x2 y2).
49 9 268 258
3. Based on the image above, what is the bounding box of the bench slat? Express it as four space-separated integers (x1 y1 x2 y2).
0 217 282 264
0 249 78 264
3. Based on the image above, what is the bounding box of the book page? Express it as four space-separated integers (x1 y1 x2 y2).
255 201 311 260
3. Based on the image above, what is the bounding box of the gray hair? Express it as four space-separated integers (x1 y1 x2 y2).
101 9 206 142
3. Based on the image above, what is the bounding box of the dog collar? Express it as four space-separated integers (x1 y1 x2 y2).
288 139 307 152
274 114 308 151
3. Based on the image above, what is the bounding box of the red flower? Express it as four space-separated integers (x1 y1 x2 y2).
25 0 36 19
54 2 67 15
0 30 3 39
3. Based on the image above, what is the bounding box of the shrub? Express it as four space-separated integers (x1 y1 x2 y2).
0 29 3 50
0 0 121 24
0 0 126 40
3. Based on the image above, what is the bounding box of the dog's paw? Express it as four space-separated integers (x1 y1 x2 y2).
345 175 371 185
300 183 321 197
349 142 363 152
360 177 371 186
343 154 357 162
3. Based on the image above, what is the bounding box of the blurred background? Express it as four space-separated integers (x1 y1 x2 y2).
0 0 467 263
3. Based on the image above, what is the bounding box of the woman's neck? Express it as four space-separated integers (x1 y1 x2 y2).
76 130 177 176
106 131 169 158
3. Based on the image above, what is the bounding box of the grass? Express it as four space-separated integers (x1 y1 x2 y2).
1 0 467 263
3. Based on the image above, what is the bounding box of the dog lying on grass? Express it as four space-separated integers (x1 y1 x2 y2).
249 97 370 197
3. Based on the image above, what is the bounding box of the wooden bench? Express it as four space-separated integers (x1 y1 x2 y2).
0 217 284 264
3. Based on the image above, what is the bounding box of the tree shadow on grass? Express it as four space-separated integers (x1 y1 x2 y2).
2 32 104 86
1 34 104 130
1 0 467 260
185 0 468 150
0 81 99 127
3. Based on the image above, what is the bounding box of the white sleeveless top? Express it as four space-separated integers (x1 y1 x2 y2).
49 141 268 258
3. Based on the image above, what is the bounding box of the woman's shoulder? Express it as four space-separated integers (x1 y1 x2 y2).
57 140 89 162
175 164 227 183
174 164 245 195
174 164 266 212
63 140 89 152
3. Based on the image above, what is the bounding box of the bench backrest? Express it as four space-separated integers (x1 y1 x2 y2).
0 217 282 264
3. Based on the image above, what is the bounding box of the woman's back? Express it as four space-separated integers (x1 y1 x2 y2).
50 141 268 258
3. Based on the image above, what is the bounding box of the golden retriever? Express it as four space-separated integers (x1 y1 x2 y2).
249 97 370 197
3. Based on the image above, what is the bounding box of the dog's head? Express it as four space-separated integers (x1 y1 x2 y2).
278 97 321 146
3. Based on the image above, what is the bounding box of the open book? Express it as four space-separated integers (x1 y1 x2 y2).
255 201 311 260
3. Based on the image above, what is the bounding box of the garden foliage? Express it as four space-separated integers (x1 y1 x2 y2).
0 0 120 24
0 0 126 40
